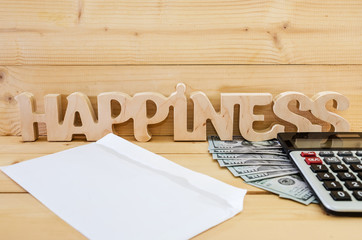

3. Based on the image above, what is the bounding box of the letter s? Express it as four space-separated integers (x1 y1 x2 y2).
311 92 350 131
273 92 321 132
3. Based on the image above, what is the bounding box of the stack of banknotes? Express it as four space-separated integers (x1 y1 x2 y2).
208 136 317 205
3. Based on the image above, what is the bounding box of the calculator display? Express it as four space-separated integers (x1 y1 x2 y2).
278 132 362 151
294 138 362 149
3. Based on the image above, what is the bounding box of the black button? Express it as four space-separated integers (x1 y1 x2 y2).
323 181 343 190
356 151 362 157
338 151 353 157
353 191 362 200
330 191 352 201
342 156 360 164
330 164 348 172
357 172 362 180
337 172 356 181
345 181 362 190
323 157 341 164
350 164 362 172
319 151 334 157
317 172 335 181
310 164 328 173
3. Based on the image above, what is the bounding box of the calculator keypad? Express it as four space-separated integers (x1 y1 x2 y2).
357 172 362 180
337 172 356 181
338 151 353 157
291 150 362 206
329 164 348 172
317 172 335 181
344 181 362 190
350 164 362 172
353 191 362 200
323 181 343 190
330 191 351 201
310 164 328 172
323 157 341 164
342 157 360 164
305 157 323 165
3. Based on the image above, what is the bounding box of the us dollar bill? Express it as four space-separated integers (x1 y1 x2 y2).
279 194 316 205
226 165 296 176
218 159 292 167
212 153 289 161
239 169 299 182
209 148 286 156
248 174 315 204
208 136 282 150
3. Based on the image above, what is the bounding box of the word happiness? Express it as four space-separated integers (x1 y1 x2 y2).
16 83 349 142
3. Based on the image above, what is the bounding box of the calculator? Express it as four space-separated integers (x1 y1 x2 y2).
277 132 362 216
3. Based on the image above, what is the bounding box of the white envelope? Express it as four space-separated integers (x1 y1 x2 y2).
1 134 246 240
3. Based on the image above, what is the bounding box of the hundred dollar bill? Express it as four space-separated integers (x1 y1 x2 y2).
248 175 315 204
218 159 292 167
209 148 286 156
226 165 296 176
239 169 299 182
279 194 316 205
208 136 282 150
212 153 289 161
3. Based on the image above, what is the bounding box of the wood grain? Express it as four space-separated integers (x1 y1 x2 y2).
0 193 86 240
0 193 361 240
1 65 361 136
197 194 362 240
1 0 362 64
0 136 208 154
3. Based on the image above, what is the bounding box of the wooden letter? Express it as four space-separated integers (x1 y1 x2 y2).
273 92 322 132
173 83 235 141
97 92 131 136
15 92 45 141
311 92 350 131
238 94 284 141
129 92 170 141
45 92 99 141
168 83 195 141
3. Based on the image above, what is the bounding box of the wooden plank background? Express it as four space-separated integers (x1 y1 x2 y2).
1 1 362 239
1 0 362 65
0 0 362 138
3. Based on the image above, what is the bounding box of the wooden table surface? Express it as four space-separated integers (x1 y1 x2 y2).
1 0 362 239
1 136 362 240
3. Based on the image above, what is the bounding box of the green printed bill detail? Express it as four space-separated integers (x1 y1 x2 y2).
236 169 299 182
226 165 297 177
279 194 318 205
248 175 316 205
212 153 289 161
218 159 292 167
209 148 286 155
208 136 282 150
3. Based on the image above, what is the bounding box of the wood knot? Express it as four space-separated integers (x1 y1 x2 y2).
4 93 16 104
283 22 289 30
